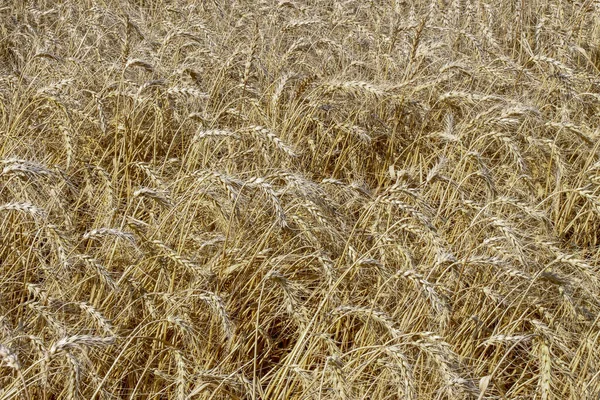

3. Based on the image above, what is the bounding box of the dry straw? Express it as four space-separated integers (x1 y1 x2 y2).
1 1 600 399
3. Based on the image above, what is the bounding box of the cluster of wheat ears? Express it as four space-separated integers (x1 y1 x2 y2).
1 0 600 399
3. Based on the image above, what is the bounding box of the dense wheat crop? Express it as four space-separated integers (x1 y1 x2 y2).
2 0 600 398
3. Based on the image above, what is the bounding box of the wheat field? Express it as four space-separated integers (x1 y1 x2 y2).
1 0 600 399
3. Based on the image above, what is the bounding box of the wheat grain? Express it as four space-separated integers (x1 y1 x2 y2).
0 202 46 218
0 343 20 370
246 125 297 157
47 335 115 359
